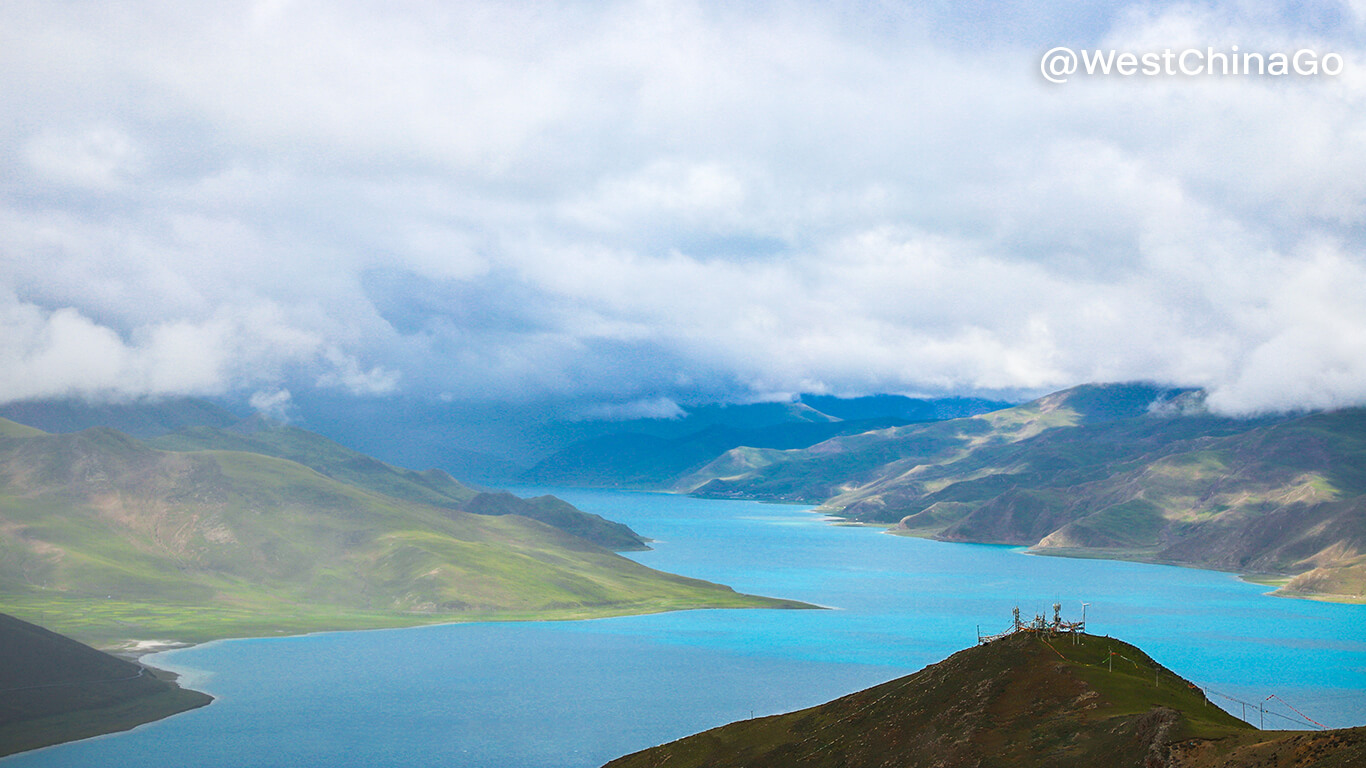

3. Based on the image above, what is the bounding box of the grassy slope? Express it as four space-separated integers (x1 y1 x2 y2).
461 491 649 551
146 421 481 507
147 423 651 550
929 412 1366 601
605 631 1366 768
0 428 805 648
0 418 46 439
0 612 211 757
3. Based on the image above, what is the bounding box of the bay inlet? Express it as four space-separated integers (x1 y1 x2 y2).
5 488 1365 767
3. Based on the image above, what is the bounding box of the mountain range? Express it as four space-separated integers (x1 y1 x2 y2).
235 393 1011 483
520 395 1009 487
681 383 1366 602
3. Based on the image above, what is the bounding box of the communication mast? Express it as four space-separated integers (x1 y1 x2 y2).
977 602 1088 644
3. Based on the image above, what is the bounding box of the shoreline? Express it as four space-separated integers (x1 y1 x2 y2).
524 490 1366 606
2 598 818 759
109 639 197 661
878 522 1366 605
69 593 819 657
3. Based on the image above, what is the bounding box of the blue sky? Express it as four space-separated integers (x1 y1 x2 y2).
3 0 1365 419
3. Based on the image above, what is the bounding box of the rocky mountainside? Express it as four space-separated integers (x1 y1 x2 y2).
684 383 1366 601
605 630 1366 768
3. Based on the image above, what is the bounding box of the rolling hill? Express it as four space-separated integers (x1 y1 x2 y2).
605 629 1366 768
0 611 211 757
146 420 648 550
0 418 805 648
682 384 1366 602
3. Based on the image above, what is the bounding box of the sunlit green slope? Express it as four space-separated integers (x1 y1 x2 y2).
147 421 648 550
0 424 803 647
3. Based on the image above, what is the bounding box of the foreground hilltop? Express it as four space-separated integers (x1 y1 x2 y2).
606 630 1366 768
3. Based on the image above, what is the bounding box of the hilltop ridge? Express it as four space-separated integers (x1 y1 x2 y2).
605 629 1366 768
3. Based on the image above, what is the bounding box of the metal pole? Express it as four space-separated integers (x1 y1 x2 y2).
1260 701 1264 730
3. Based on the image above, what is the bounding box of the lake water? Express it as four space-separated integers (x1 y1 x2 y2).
6 489 1366 767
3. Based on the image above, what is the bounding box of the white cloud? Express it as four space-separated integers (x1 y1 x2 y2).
560 160 750 232
2 1 1365 414
24 127 141 189
575 397 686 421
316 347 400 395
249 387 294 421
0 291 337 402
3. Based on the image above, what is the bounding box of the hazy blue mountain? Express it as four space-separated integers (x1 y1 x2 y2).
0 397 241 438
522 395 1010 488
522 418 912 488
282 392 1013 484
797 394 1012 422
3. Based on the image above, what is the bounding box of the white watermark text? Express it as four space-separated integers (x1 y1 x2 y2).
1041 46 1343 83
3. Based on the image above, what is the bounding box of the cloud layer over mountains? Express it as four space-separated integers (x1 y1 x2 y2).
3 0 1365 415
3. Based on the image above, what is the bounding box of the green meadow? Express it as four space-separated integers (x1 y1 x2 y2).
0 420 804 649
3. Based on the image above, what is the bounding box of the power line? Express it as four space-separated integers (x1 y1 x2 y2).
1198 686 1327 730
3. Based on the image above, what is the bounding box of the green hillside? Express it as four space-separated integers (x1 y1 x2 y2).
461 491 649 551
682 384 1366 602
0 612 211 757
605 630 1366 768
146 419 481 505
146 421 649 550
0 427 805 648
0 418 45 439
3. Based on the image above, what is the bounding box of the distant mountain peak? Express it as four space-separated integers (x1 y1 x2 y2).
1031 382 1202 423
0 396 242 438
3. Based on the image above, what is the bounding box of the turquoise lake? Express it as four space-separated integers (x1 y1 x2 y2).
6 488 1366 767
